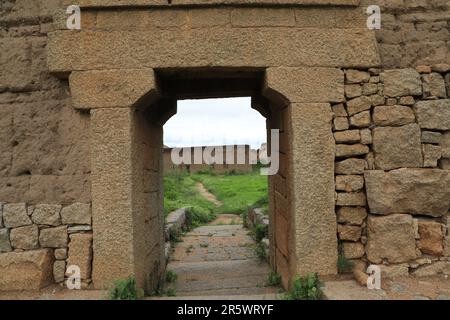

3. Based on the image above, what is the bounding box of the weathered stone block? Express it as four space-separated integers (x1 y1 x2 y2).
337 207 367 226
359 128 372 145
380 264 409 279
362 83 379 96
54 248 67 260
335 175 364 192
32 204 62 226
67 233 93 280
335 158 366 175
333 117 349 131
422 131 442 144
39 226 68 248
344 84 362 99
372 124 423 170
381 69 422 97
338 224 361 242
61 203 92 225
265 67 344 103
442 132 450 158
0 229 12 253
346 96 371 116
413 261 450 277
345 70 370 84
422 73 447 99
333 130 360 144
0 249 54 291
365 169 450 217
373 105 415 126
423 144 442 168
414 100 450 130
332 104 347 117
3 203 31 228
367 214 417 264
53 260 66 283
335 144 369 158
336 192 366 207
342 242 365 259
10 224 39 250
418 220 444 256
349 111 371 128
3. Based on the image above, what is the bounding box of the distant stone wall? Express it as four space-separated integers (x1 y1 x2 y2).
163 146 254 174
333 66 450 278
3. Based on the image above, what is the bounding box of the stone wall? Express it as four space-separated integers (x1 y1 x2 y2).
0 202 93 289
333 65 450 278
361 0 450 68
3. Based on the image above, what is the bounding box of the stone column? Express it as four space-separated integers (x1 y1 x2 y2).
264 67 343 285
69 69 162 291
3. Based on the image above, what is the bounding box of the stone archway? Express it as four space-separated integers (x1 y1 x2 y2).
47 2 380 292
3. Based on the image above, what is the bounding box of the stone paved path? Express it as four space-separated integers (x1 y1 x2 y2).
165 215 278 298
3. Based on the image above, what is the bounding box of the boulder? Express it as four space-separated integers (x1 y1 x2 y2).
0 249 54 290
372 105 415 126
39 226 68 248
365 169 450 217
10 224 39 250
381 69 422 97
337 207 367 226
32 204 62 226
414 100 450 130
61 203 92 225
366 214 417 264
67 233 93 280
418 220 444 256
3 203 31 228
372 124 423 170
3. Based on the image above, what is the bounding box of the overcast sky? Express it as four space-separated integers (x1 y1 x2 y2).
164 97 267 149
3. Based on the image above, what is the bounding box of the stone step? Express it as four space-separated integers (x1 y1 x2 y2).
149 292 280 300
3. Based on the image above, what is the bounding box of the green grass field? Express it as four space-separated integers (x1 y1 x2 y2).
164 170 268 226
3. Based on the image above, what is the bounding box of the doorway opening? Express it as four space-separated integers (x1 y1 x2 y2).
162 97 275 297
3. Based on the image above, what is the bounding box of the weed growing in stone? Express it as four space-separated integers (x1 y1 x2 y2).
165 270 178 283
284 274 323 300
254 243 267 262
108 276 144 300
266 272 282 287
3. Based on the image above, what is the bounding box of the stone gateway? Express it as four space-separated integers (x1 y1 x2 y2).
0 0 449 293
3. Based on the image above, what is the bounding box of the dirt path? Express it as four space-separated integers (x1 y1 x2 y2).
196 182 223 206
163 217 278 299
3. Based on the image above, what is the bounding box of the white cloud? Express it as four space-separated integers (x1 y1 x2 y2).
164 97 267 149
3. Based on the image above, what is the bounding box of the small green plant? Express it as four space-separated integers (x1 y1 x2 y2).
284 274 323 300
337 253 354 274
254 223 268 243
169 227 182 245
108 276 144 300
165 287 177 297
165 270 178 283
200 243 209 248
266 272 282 287
241 210 249 228
254 243 267 262
185 245 194 253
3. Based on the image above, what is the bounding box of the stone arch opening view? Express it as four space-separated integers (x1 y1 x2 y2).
1 0 450 301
